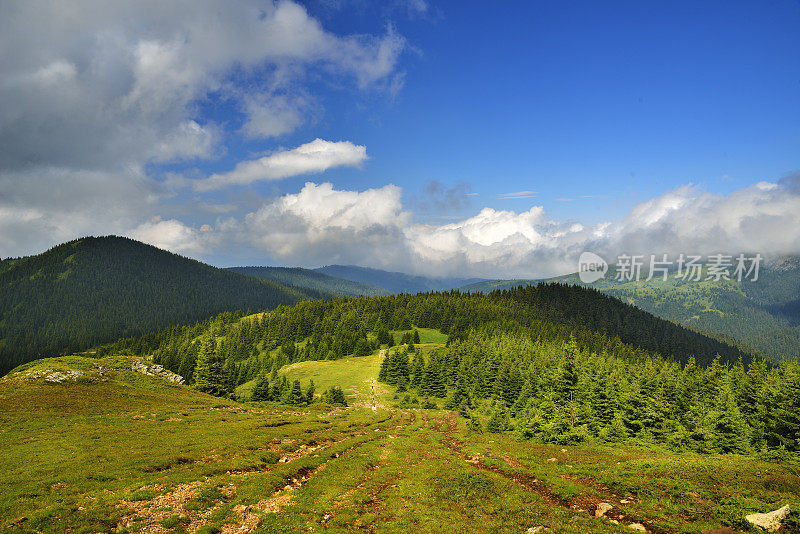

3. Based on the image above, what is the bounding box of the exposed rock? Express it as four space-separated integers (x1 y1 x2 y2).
595 502 613 517
745 505 790 533
628 523 647 532
2 368 87 383
526 527 548 534
131 360 184 384
546 457 557 462
44 370 84 383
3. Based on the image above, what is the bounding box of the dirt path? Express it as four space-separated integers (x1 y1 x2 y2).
436 412 668 534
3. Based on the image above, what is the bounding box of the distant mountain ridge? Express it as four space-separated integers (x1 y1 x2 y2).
227 266 389 297
314 264 485 294
0 236 322 375
460 256 800 360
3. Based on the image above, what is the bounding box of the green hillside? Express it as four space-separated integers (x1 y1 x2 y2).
461 257 800 360
3 352 798 533
228 266 389 297
0 236 323 375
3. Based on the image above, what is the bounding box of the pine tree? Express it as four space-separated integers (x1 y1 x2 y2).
487 405 509 433
413 329 421 344
305 379 316 404
251 372 271 401
708 379 750 454
194 333 227 397
286 379 305 405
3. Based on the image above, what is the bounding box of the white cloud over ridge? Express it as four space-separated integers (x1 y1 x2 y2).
196 139 367 191
126 175 800 279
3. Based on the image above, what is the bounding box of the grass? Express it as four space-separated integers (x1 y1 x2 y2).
2 351 799 533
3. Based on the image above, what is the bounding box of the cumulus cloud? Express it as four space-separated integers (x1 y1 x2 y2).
128 217 211 255
196 139 367 191
182 175 800 278
0 166 158 258
0 1 404 170
0 1 405 257
237 181 411 265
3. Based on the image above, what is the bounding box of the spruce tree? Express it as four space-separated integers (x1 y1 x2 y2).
194 333 227 397
305 379 316 404
251 372 271 401
709 379 750 454
287 379 305 405
487 405 509 433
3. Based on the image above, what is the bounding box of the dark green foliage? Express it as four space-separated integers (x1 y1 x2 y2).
97 283 799 453
286 380 306 405
194 334 227 397
486 405 509 433
251 372 271 401
465 257 800 361
497 284 751 366
305 380 316 404
322 386 348 406
0 236 321 375
378 350 410 386
353 338 373 357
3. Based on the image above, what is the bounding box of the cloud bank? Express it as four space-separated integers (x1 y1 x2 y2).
0 1 404 257
127 174 800 278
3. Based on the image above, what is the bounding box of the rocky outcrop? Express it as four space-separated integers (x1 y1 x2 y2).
746 505 791 532
595 503 613 517
3 368 89 383
131 361 185 384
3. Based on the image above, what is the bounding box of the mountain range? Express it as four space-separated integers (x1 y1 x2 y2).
462 258 800 360
3 236 797 375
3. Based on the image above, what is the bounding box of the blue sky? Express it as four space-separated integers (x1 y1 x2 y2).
1 1 799 276
176 0 800 222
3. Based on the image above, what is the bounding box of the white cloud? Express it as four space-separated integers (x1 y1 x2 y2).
497 190 537 199
0 1 405 256
241 93 312 139
128 217 210 255
0 1 405 171
190 175 800 278
238 181 410 265
196 139 368 191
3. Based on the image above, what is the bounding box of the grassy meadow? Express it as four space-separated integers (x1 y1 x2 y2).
1 341 799 533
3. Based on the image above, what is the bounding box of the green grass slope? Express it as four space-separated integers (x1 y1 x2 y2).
227 266 389 297
0 236 323 375
3 351 797 533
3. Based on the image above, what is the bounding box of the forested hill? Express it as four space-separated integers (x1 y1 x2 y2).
496 284 753 366
113 282 750 399
228 266 389 297
315 264 484 294
0 236 323 375
464 258 800 360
